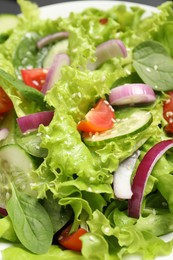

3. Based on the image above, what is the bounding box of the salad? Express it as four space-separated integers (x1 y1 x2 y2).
0 0 173 259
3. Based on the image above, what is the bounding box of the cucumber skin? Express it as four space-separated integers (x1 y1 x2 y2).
83 111 153 147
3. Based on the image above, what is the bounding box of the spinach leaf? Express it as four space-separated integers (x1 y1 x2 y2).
133 40 173 91
6 186 53 254
13 32 48 77
42 191 73 233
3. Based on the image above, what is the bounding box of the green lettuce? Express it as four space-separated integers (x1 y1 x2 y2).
2 245 85 260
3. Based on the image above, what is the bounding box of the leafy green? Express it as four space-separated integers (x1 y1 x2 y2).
86 210 173 260
17 0 40 20
0 216 18 242
1 1 173 260
6 186 53 254
133 40 173 91
0 33 9 43
15 126 48 158
2 244 85 260
13 32 48 77
42 191 73 233
153 21 173 57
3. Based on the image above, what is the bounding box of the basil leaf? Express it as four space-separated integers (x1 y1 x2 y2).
6 186 53 254
133 40 173 91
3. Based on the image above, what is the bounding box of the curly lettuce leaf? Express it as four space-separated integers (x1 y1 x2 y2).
85 210 173 260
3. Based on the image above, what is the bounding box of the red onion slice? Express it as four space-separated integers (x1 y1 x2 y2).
0 128 9 141
109 84 156 106
41 53 70 95
128 139 173 219
0 207 8 216
87 39 127 71
17 111 54 134
113 150 140 199
37 32 69 49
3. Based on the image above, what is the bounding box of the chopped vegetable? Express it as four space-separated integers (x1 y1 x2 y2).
87 39 127 70
17 111 54 133
77 98 115 133
99 18 108 24
37 31 69 49
163 92 173 134
43 39 68 68
41 53 70 94
83 110 152 146
113 150 140 199
0 207 8 216
0 144 37 209
57 224 87 251
0 87 13 114
109 83 156 106
128 139 173 219
0 128 9 141
21 68 48 91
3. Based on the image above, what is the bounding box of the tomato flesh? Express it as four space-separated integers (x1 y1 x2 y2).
57 225 87 251
99 18 108 24
0 87 13 114
163 92 173 134
77 99 115 133
21 68 48 91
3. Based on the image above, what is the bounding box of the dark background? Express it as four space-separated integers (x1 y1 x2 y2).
0 0 169 14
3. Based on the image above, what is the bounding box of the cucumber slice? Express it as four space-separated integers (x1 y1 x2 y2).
0 14 19 34
43 39 68 68
83 111 153 146
0 144 36 208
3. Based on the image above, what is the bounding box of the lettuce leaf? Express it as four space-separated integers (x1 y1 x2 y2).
2 245 86 260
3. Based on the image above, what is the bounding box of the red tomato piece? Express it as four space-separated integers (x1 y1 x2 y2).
0 87 13 114
163 92 173 134
21 68 48 91
77 99 115 133
57 225 87 251
99 18 108 24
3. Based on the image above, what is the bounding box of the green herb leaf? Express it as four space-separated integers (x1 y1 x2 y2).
6 186 53 254
133 40 173 91
42 191 73 233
